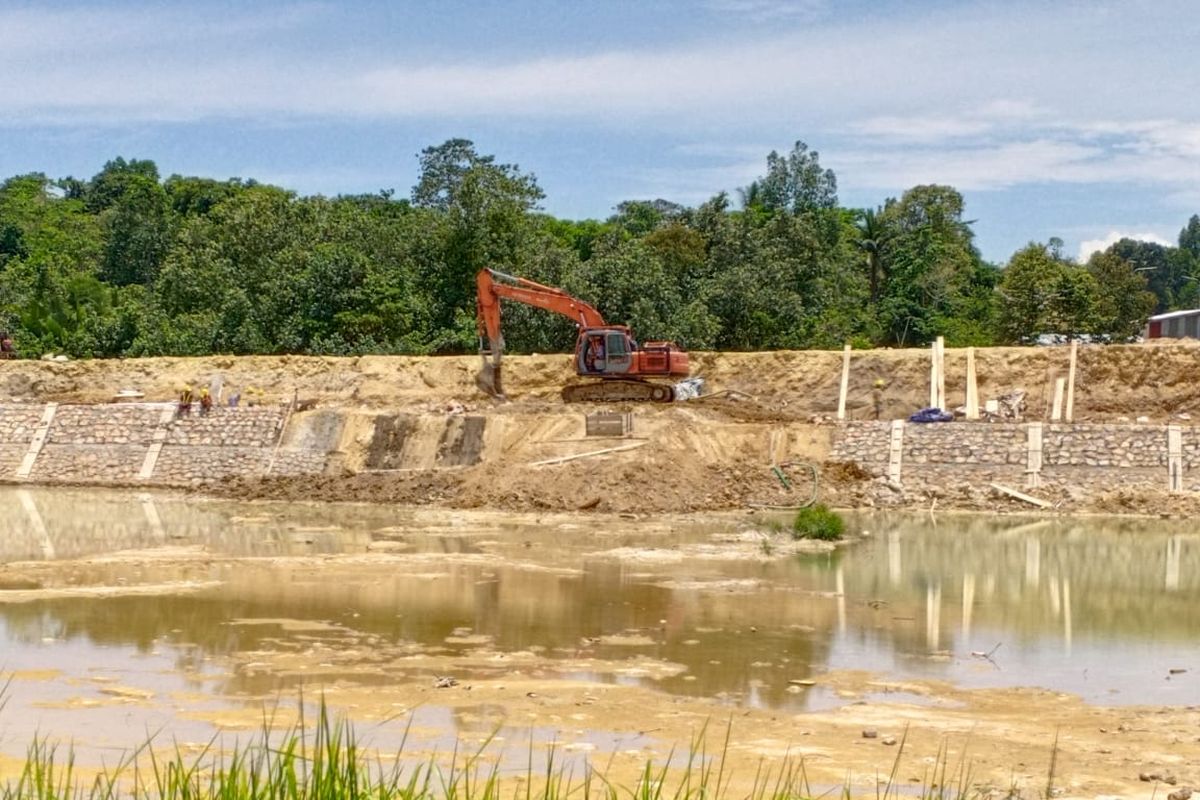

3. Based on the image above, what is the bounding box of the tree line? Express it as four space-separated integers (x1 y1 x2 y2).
1 138 1197 359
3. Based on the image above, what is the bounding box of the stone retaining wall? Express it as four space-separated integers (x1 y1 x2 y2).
166 409 283 447
31 444 148 482
0 406 44 443
831 420 1191 491
48 405 163 445
0 402 330 485
154 446 271 484
0 443 27 474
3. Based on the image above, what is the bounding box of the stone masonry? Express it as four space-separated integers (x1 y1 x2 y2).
830 420 1196 491
0 402 330 486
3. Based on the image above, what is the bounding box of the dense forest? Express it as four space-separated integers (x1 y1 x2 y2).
1 138 1198 359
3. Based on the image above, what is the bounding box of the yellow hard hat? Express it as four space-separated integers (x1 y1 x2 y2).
873 378 886 387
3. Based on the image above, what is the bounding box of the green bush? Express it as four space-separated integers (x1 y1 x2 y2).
791 504 845 541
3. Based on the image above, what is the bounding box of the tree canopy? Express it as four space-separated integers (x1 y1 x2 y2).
0 139 1192 359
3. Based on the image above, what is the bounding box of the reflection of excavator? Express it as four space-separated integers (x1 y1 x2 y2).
476 268 691 403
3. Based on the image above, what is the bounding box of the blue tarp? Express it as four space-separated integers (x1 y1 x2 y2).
908 407 954 423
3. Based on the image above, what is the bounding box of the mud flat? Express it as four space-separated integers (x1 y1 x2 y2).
1 488 1198 796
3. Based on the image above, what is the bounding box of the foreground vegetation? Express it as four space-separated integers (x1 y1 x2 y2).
2 139 1198 359
791 505 846 541
0 700 1051 800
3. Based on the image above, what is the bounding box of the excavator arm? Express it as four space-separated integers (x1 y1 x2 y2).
476 268 607 398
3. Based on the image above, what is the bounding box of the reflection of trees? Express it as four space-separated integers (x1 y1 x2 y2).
8 490 1194 712
0 552 835 709
830 514 1200 658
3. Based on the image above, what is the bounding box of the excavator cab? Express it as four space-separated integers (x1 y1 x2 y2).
578 328 634 376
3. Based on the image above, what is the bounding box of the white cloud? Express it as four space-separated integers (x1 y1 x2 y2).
1 0 1200 210
704 0 827 22
0 0 1196 128
833 139 1106 191
1077 231 1173 262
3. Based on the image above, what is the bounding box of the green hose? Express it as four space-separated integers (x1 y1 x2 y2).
751 460 820 510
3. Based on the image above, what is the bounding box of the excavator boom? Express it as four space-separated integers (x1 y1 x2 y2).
475 267 689 402
477 269 608 398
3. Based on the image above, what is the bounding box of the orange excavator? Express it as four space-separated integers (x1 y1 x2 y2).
476 268 691 403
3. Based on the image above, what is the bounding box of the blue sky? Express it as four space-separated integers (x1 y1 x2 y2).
1 0 1198 263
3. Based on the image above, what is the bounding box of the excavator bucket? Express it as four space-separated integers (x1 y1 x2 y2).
476 358 505 400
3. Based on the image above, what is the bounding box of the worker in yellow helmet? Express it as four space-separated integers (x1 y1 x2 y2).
178 385 194 418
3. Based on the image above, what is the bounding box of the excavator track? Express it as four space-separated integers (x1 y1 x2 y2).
561 379 675 404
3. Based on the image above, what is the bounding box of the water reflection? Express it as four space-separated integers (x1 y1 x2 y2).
1 488 1198 715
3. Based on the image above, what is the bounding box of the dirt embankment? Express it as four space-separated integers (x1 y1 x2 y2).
4 342 1200 516
4 341 1200 421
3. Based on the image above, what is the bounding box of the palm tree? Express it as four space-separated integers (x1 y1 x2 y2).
854 207 887 304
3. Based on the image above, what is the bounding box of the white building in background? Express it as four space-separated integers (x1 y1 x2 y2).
1144 309 1200 340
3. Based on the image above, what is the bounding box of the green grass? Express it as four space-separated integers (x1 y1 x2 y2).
790 504 845 541
0 699 1057 800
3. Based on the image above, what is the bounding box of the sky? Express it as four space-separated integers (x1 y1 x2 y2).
1 0 1198 264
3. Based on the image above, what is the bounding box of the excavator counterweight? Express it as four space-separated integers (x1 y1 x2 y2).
475 268 692 403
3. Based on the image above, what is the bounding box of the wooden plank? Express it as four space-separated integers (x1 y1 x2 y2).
929 341 938 409
1168 424 1183 493
887 419 904 484
936 336 946 411
965 346 979 419
989 482 1053 509
137 405 178 480
265 397 296 475
16 403 58 479
836 343 851 421
1051 377 1065 421
1065 340 1078 422
1025 422 1043 490
530 441 646 466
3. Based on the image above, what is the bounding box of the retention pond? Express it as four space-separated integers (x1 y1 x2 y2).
0 487 1197 787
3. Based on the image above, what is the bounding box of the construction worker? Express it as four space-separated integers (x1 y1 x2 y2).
0 331 13 360
178 385 194 418
199 387 213 417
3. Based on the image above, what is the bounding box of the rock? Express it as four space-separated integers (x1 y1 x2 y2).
882 736 897 746
862 729 878 739
1168 789 1192 800
433 676 458 688
1141 772 1161 782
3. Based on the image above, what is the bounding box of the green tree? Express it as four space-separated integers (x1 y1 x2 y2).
1086 251 1157 339
853 206 888 304
997 243 1099 342
877 185 984 345
101 174 173 286
1180 214 1200 260
742 141 837 214
412 139 545 350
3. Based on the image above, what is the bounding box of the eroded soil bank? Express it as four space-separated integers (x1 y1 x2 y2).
1 489 1197 797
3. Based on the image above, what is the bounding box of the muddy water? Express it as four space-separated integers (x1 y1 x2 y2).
1 487 1198 761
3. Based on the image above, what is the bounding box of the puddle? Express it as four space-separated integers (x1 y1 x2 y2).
1 487 1199 765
